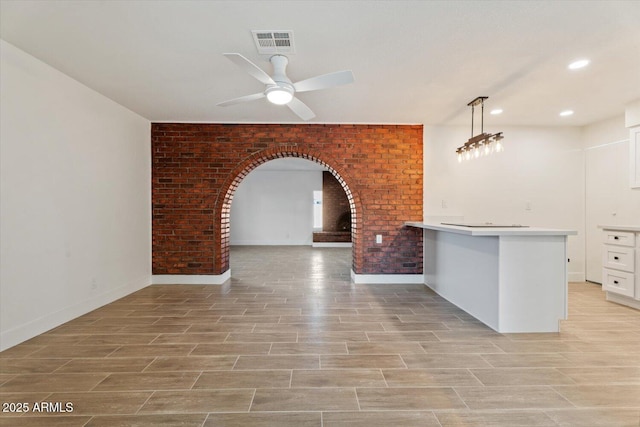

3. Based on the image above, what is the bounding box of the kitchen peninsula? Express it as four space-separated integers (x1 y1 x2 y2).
405 222 577 333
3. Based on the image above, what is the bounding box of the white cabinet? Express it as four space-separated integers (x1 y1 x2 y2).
603 229 635 247
603 245 634 272
602 268 635 298
601 226 640 310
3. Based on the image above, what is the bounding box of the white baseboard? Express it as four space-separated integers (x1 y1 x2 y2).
0 275 150 352
230 241 311 246
606 292 640 310
568 272 586 282
350 270 425 284
312 242 353 248
151 270 231 285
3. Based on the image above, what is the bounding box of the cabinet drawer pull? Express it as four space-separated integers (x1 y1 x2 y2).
613 280 619 285
614 256 620 260
614 236 619 240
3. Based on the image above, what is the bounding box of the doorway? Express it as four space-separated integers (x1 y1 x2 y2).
222 154 360 279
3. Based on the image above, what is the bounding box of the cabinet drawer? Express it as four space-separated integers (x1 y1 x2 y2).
602 268 635 298
602 246 635 273
603 230 636 247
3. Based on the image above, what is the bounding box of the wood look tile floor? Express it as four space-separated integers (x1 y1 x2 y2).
2 246 640 426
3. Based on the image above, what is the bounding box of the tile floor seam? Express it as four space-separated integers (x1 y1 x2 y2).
432 411 446 427
398 354 409 369
140 356 158 373
49 358 73 374
379 368 390 388
186 343 198 356
198 413 209 427
190 371 204 390
477 352 501 369
102 345 122 359
450 385 472 412
82 373 111 392
465 367 486 386
352 386 362 411
134 390 157 415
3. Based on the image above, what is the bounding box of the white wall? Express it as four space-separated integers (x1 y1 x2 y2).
423 125 585 281
230 163 322 245
0 40 151 350
583 115 640 282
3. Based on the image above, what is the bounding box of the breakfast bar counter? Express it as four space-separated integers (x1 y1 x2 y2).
405 222 577 333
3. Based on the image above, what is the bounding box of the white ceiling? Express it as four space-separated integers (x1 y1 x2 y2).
2 0 639 127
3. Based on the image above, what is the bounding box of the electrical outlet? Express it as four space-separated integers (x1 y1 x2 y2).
441 199 447 209
376 234 383 244
91 278 97 290
525 201 532 211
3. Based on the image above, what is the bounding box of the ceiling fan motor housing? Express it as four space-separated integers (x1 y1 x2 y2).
265 55 294 104
269 55 292 84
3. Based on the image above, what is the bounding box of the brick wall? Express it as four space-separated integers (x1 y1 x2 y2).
152 123 423 276
322 171 351 232
313 231 352 243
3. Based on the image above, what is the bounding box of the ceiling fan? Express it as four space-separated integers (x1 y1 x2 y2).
217 53 354 121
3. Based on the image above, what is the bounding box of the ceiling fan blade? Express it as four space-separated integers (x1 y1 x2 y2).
287 97 316 121
293 70 354 93
217 92 265 107
223 53 275 85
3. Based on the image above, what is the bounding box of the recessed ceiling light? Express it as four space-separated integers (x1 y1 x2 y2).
490 109 503 115
559 110 574 117
568 59 590 70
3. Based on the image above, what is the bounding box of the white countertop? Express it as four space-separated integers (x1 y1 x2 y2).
405 222 577 237
598 225 640 232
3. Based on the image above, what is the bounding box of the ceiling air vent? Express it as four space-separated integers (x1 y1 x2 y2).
251 30 295 55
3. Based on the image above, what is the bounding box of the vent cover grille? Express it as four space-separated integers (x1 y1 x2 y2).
251 30 295 54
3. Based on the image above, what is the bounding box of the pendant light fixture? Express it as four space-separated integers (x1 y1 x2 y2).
456 96 504 163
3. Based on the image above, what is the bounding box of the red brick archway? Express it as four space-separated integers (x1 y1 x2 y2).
152 123 423 277
216 148 363 273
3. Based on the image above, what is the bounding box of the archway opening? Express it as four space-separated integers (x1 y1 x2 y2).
218 151 361 278
230 158 326 246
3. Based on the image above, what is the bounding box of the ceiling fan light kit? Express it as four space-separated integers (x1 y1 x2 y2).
217 52 354 121
265 85 294 105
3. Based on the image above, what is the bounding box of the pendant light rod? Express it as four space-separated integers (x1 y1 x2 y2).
471 103 474 138
467 96 488 137
481 98 484 134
